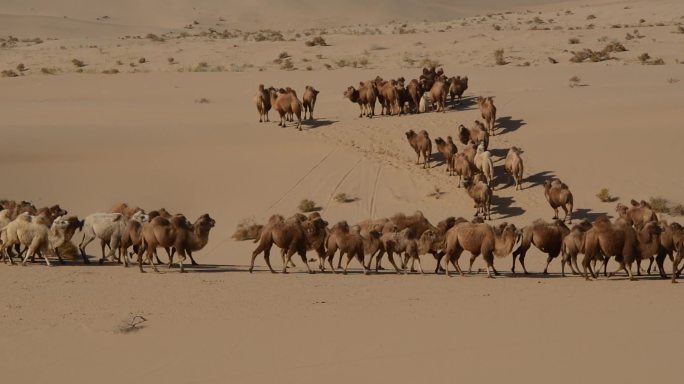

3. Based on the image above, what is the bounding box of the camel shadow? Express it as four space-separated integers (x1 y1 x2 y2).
489 148 508 161
451 95 477 111
305 119 337 129
496 116 526 135
493 195 526 219
572 208 606 222
525 170 556 189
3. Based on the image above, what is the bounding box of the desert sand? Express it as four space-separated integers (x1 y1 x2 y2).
1 0 683 383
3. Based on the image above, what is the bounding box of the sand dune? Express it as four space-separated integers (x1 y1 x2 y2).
1 0 683 383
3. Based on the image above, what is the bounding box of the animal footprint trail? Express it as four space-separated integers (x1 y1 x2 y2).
325 158 362 210
369 165 383 219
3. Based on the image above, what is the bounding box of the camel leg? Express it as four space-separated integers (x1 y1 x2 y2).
543 256 553 275
468 254 478 274
281 248 296 273
655 251 668 278
187 250 199 266
263 248 276 273
552 207 559 220
608 262 627 278
520 254 530 274
561 256 567 277
148 249 160 273
581 254 594 280
299 250 313 274
137 248 146 273
452 251 465 276
342 252 354 275
484 254 495 278
672 254 682 283
374 250 386 273
386 252 403 274
326 251 337 274
414 257 425 275
78 233 95 264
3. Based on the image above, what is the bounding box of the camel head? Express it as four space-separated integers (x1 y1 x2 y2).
51 216 71 230
343 86 358 102
615 203 628 217
405 130 416 140
132 210 150 223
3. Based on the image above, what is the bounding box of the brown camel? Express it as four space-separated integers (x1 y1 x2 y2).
249 214 316 274
139 214 192 273
406 78 424 113
467 174 493 220
650 222 683 280
560 220 592 276
108 203 144 219
302 85 319 120
441 222 519 278
504 146 524 190
434 136 458 176
458 122 489 150
429 76 448 112
477 96 497 135
405 129 432 169
448 76 468 105
325 221 370 274
376 79 401 116
544 179 573 223
254 84 271 122
269 87 302 130
344 82 377 118
454 152 475 187
512 219 569 274
615 200 657 229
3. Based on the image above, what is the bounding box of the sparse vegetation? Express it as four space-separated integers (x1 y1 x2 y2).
603 41 627 52
101 69 119 74
639 53 665 65
115 314 148 334
280 58 295 70
568 37 580 44
71 58 86 68
570 48 610 63
667 77 680 84
494 49 507 65
298 199 317 213
569 75 582 87
596 188 616 202
195 98 210 103
40 67 57 75
675 25 684 34
145 33 165 42
649 197 671 214
1 69 19 77
16 63 26 72
167 57 175 64
427 185 443 200
586 14 596 20
334 193 356 203
232 218 263 241
305 36 328 46
548 57 558 64
138 57 146 64
194 62 210 72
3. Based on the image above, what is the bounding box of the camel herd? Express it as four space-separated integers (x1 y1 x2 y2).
250 208 684 282
0 200 215 273
254 84 319 130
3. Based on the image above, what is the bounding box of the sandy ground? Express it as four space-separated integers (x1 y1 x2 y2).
1 1 683 383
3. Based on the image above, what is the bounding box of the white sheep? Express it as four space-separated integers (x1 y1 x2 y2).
79 211 149 264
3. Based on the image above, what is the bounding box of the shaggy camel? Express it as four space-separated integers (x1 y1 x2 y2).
302 85 319 120
504 147 524 190
118 211 154 267
458 122 489 150
650 222 683 280
139 214 194 273
79 211 149 264
108 203 143 219
375 79 401 116
559 220 592 276
406 79 423 113
434 136 457 175
544 179 573 223
344 82 376 118
17 216 71 266
300 212 329 271
250 214 319 274
581 216 660 281
477 96 497 135
254 84 271 122
395 77 410 114
165 213 216 268
325 221 370 274
269 87 302 130
474 150 494 186
429 76 449 112
454 153 475 187
467 175 493 220
405 130 432 169
615 200 657 229
441 222 519 278
396 228 440 274
1 208 66 263
448 76 468 105
418 93 431 113
512 219 570 274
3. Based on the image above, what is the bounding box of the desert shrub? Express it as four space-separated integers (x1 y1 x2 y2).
101 69 119 74
194 62 210 72
146 33 165 42
569 75 581 87
596 188 615 202
603 41 627 52
586 14 596 20
41 67 57 75
649 197 670 213
232 219 263 241
298 199 317 213
548 57 558 64
280 58 295 70
651 58 665 65
72 58 86 67
568 37 580 44
195 98 210 103
138 57 146 64
167 57 175 64
676 25 684 34
570 48 610 63
427 185 443 199
305 36 328 46
334 193 356 203
1 69 18 77
16 63 26 72
494 49 507 65
638 53 651 63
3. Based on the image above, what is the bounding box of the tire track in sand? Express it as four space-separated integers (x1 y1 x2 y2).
265 148 336 212
325 158 362 210
369 165 382 218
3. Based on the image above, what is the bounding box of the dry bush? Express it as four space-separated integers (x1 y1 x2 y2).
569 75 581 87
16 63 26 72
651 58 665 65
194 62 210 72
280 58 295 70
305 36 328 46
570 48 610 63
71 58 86 67
232 219 263 241
146 33 165 42
493 24 502 31
101 69 119 74
298 199 317 213
1 69 18 77
586 14 596 20
494 49 507 65
115 314 148 334
667 77 680 84
671 204 684 216
41 67 57 75
639 53 664 65
603 41 627 52
138 57 146 64
675 25 684 34
334 193 356 203
596 188 616 202
649 197 671 214
427 185 443 200
568 37 580 44
548 57 558 64
195 98 210 103
167 57 175 64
